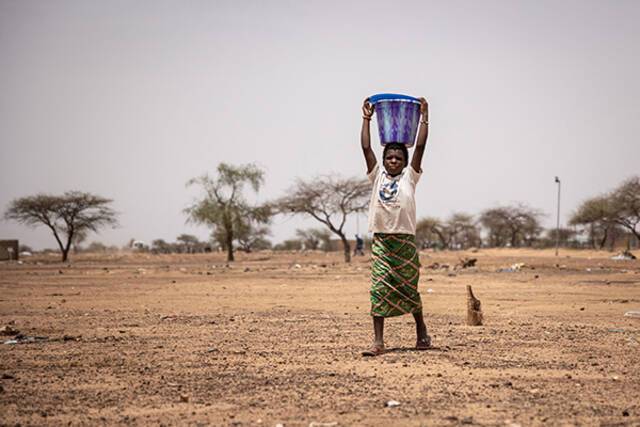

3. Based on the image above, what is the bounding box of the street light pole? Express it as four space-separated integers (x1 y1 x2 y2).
555 176 561 256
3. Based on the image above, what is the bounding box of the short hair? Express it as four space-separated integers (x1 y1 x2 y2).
383 143 409 164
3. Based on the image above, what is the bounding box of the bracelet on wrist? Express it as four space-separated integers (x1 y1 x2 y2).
420 119 429 125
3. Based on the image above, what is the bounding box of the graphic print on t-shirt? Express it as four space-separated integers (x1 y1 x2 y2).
379 179 399 203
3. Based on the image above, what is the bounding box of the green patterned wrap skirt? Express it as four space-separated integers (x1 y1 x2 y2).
370 233 422 317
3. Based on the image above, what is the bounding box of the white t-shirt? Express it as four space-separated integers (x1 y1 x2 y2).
367 164 421 235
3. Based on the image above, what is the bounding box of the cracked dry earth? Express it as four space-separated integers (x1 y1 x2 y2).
1 249 639 426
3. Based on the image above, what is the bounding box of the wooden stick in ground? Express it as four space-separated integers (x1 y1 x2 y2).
466 285 483 326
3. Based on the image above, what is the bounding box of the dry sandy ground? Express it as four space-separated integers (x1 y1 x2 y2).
1 248 639 427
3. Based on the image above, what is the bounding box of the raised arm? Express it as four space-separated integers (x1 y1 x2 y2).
411 97 429 173
361 98 377 173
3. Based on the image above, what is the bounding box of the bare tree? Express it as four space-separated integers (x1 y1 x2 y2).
185 163 270 262
275 176 370 262
480 204 543 247
4 191 118 262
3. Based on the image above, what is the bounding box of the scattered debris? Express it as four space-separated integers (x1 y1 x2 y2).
309 422 338 427
497 263 526 273
385 400 401 408
0 325 19 336
624 310 640 318
426 262 451 270
426 288 434 293
611 250 637 260
458 257 477 268
179 394 189 403
3 334 49 345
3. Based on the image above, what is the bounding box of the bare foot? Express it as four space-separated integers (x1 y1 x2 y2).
416 335 431 350
362 344 385 357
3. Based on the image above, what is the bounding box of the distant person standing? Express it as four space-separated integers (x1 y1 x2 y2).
353 234 365 256
360 96 431 356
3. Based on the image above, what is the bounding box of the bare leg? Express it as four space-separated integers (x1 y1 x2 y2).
373 316 384 347
413 311 431 349
363 316 385 356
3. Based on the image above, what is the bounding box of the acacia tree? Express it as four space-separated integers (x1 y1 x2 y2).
446 212 481 249
275 176 370 262
480 204 543 247
234 220 272 252
4 191 118 262
415 217 447 249
295 228 333 251
72 229 88 254
295 228 334 251
295 228 321 250
479 209 509 247
545 228 578 247
569 195 619 249
151 239 172 254
185 163 270 262
610 176 640 241
176 234 200 253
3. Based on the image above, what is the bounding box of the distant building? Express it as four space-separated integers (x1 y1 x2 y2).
0 240 19 261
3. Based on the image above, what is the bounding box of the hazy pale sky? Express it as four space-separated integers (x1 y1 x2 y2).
1 0 639 249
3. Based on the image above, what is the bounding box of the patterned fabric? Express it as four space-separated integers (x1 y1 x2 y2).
370 233 422 317
372 99 421 146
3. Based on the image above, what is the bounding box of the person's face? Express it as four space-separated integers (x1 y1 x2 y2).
383 148 406 176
